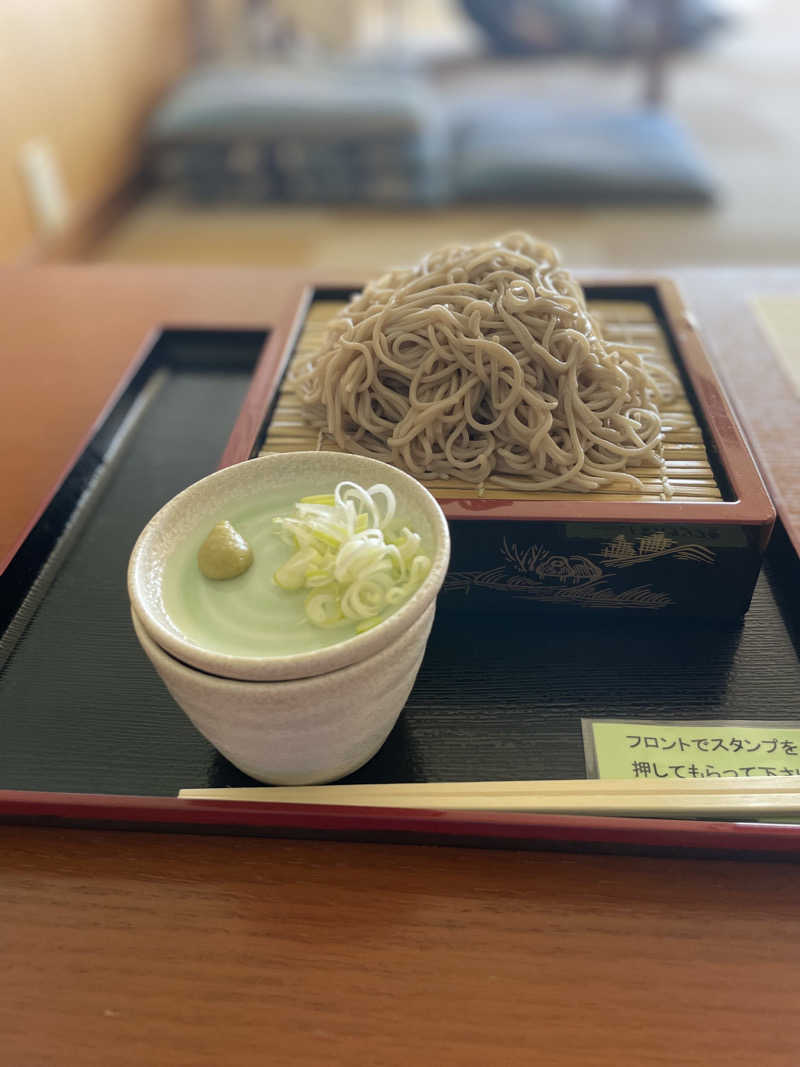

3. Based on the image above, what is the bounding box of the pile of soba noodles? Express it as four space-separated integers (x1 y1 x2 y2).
293 233 675 492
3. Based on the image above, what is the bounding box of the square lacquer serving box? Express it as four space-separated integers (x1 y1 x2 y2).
223 279 775 619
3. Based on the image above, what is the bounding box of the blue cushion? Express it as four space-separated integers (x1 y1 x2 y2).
147 66 449 204
451 105 714 203
147 67 715 206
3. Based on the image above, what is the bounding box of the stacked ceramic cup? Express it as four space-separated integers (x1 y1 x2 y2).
128 453 450 785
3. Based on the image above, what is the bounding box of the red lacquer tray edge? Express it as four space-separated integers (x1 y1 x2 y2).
1 790 798 858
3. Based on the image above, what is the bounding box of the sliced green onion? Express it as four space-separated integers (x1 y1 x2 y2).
305 589 344 627
300 494 336 506
272 480 431 630
274 546 321 590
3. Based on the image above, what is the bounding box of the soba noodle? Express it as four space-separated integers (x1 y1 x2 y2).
293 233 675 493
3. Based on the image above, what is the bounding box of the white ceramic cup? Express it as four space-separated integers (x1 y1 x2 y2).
127 452 450 783
128 452 450 681
131 602 435 785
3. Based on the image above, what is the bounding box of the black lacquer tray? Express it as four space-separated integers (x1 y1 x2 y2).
1 325 799 857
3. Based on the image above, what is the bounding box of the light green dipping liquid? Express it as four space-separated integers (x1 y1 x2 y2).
162 493 423 659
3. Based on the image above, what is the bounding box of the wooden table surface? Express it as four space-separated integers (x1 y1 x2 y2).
4 826 800 1066
1 264 799 1066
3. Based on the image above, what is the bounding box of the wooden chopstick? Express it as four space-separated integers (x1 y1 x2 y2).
178 777 800 820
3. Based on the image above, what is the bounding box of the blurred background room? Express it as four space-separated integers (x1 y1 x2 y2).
1 0 798 276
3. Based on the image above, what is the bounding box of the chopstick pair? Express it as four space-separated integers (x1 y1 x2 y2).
179 777 800 821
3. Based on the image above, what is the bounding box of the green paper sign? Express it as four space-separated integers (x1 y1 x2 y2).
583 720 800 781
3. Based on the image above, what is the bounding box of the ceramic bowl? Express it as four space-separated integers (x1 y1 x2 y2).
131 602 435 784
128 451 450 682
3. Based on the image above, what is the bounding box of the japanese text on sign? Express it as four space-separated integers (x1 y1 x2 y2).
583 720 800 780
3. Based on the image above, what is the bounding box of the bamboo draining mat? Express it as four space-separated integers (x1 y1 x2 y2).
260 299 722 503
